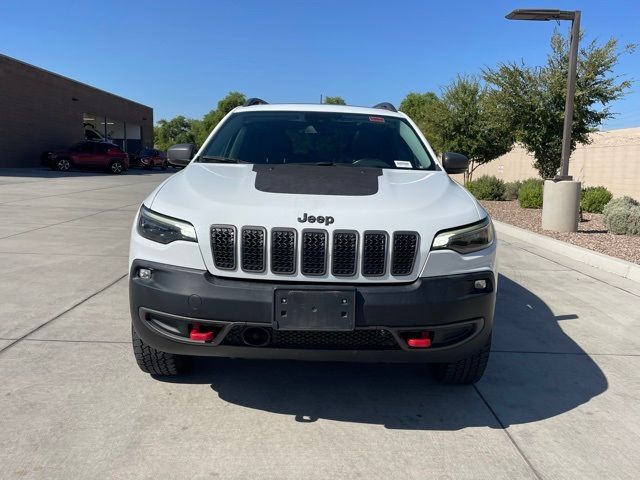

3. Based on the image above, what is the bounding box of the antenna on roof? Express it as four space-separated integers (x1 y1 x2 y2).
372 102 397 112
243 98 268 107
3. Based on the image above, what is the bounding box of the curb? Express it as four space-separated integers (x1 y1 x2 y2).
493 220 640 284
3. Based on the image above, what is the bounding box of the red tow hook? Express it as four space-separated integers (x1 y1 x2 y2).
406 332 431 349
189 323 214 342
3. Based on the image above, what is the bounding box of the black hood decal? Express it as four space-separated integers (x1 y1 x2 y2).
253 164 381 196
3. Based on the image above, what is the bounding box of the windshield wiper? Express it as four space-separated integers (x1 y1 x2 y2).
200 155 247 164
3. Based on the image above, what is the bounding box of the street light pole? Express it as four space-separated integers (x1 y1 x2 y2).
505 9 583 232
559 10 581 180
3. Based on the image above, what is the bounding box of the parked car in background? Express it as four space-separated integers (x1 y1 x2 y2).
130 148 168 170
45 141 129 174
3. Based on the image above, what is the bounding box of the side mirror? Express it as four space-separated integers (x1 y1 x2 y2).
442 152 469 174
167 143 196 167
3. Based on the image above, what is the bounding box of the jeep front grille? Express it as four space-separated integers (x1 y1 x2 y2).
209 225 419 278
362 232 387 276
211 225 236 270
241 227 266 272
271 229 296 274
332 231 358 276
301 230 327 275
391 232 419 276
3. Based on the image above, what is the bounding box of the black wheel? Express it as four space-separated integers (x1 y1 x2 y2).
430 336 491 385
131 325 186 375
55 158 71 172
161 160 168 171
109 160 124 174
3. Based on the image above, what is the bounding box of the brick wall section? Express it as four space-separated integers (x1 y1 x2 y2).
0 54 153 167
452 127 640 199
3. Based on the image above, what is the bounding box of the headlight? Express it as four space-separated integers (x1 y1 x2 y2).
431 217 494 254
137 205 197 244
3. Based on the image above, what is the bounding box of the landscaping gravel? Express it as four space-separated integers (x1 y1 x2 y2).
481 200 640 265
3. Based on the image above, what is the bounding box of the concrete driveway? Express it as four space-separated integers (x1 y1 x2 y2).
1 169 639 480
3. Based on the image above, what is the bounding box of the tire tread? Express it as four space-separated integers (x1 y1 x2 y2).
431 337 491 385
132 326 182 375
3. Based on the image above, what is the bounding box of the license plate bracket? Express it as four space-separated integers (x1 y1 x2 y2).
274 289 356 331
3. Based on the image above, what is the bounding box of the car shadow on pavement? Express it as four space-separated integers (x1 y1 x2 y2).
158 274 608 430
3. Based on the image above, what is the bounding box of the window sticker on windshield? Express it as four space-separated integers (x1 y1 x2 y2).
394 160 413 168
368 116 385 123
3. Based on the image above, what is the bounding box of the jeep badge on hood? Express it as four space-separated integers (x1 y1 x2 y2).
297 213 335 225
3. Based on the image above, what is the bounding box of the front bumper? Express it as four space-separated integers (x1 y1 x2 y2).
130 260 496 362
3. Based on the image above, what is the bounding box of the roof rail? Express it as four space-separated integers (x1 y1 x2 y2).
372 102 397 112
243 98 268 107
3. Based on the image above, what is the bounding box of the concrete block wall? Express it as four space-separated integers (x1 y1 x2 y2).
452 127 640 199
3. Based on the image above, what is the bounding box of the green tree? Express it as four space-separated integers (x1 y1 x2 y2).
153 115 197 151
484 31 634 179
195 91 246 145
323 96 346 105
437 77 515 182
399 92 445 153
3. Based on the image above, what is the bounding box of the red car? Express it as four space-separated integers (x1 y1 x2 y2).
48 141 129 174
131 148 168 170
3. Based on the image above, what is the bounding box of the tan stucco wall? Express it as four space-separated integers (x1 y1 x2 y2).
453 127 640 199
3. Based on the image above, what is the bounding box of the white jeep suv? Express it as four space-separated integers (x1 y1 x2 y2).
129 99 496 384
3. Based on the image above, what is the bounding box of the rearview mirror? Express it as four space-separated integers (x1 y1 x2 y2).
167 143 196 167
442 152 469 174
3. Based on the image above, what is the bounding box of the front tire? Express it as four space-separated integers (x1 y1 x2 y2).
161 160 168 171
132 325 185 375
109 160 124 174
55 158 71 172
430 336 491 384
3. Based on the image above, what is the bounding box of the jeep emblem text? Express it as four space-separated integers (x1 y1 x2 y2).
297 213 334 225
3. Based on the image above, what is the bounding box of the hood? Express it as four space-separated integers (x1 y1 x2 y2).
149 163 483 282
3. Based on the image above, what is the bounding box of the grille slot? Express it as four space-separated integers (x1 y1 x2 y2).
210 225 236 270
271 229 296 274
332 231 358 276
362 232 387 276
391 232 418 276
241 227 266 272
301 230 327 275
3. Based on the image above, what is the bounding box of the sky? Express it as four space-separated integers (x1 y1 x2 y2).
1 0 639 129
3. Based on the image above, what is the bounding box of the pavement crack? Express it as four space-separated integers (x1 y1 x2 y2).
509 241 640 299
22 338 130 345
0 273 127 355
0 201 141 240
492 349 640 357
473 384 545 480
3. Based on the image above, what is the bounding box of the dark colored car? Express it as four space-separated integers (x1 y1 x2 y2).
46 141 129 174
131 148 168 170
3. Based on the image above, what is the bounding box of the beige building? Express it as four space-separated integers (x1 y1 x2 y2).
456 127 640 199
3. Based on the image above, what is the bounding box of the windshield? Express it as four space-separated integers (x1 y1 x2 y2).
199 111 436 169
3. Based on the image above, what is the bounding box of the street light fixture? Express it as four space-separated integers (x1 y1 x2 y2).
506 8 582 232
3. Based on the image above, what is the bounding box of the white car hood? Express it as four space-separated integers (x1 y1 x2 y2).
149 163 483 283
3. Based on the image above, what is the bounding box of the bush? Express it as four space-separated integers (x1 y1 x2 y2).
603 196 640 235
503 180 523 201
580 186 612 213
628 207 640 235
518 178 544 208
466 176 506 201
